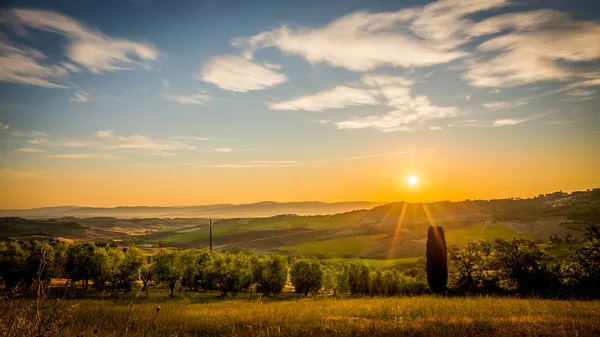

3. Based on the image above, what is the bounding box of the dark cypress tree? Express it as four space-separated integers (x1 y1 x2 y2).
426 225 448 294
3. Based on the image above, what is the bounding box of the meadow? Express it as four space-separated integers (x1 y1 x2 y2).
4 294 599 336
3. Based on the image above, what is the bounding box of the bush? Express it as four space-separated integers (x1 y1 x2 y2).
347 263 371 296
290 259 323 295
254 254 288 296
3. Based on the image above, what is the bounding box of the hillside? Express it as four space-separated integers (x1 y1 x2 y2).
0 201 383 218
2 189 598 261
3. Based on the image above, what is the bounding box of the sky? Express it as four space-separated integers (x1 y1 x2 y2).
0 0 599 208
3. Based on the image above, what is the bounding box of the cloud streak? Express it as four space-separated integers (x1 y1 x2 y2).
270 86 378 112
200 55 287 92
162 93 213 105
3 8 159 74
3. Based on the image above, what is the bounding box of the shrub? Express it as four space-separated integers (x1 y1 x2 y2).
254 254 288 296
290 259 323 295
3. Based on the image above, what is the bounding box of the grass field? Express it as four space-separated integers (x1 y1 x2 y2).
8 295 599 336
324 257 423 267
159 229 231 242
278 235 386 258
445 224 531 246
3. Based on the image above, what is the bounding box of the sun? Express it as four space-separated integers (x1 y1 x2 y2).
408 175 418 186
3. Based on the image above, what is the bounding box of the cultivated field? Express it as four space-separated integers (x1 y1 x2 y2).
4 295 599 336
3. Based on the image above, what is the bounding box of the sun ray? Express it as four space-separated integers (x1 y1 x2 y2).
387 202 408 260
422 203 436 228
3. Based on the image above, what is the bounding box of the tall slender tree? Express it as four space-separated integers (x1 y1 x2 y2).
426 225 448 294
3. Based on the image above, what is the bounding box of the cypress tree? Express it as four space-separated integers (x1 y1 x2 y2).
426 225 448 293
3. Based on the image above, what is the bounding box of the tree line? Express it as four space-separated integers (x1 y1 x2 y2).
0 226 598 299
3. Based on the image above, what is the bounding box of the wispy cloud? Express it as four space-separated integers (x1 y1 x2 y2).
13 130 199 158
13 147 45 153
70 91 89 103
200 55 287 92
94 130 196 154
3 8 159 74
160 78 171 88
482 100 529 111
234 9 465 72
9 130 47 137
0 122 9 130
162 92 212 105
336 75 457 132
565 88 597 101
0 39 68 88
169 136 214 141
201 149 421 168
270 86 378 112
463 9 600 87
203 160 298 168
212 148 234 153
546 118 586 125
0 169 47 179
450 110 557 128
44 153 121 159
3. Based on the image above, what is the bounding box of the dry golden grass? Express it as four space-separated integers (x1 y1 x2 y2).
31 296 600 336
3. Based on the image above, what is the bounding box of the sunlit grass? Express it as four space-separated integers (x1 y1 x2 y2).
445 224 531 246
278 235 386 258
51 296 600 336
159 229 231 242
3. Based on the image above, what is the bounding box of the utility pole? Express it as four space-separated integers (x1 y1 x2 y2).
209 217 213 252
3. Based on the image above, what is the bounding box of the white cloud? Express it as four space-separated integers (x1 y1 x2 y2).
0 169 47 179
94 130 196 153
13 147 45 153
263 62 282 70
200 150 415 168
212 148 234 153
162 93 212 105
169 136 214 141
468 9 569 37
450 110 556 128
160 78 171 88
200 55 287 92
4 8 159 73
336 74 457 132
235 9 465 72
493 119 525 126
0 39 68 88
463 11 600 87
9 130 47 137
411 0 509 50
565 88 597 101
19 130 199 157
0 122 9 130
203 160 298 168
60 62 80 72
270 86 378 111
70 91 88 102
482 100 528 110
44 153 121 159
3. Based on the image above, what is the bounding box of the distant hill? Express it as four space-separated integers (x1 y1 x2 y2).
0 217 88 239
1 190 598 261
0 201 384 219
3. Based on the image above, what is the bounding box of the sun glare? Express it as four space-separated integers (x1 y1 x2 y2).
408 175 418 186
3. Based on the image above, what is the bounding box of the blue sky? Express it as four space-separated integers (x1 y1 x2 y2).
0 0 599 207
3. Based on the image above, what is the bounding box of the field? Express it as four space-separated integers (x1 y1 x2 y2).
444 223 532 246
6 295 599 336
278 235 386 258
